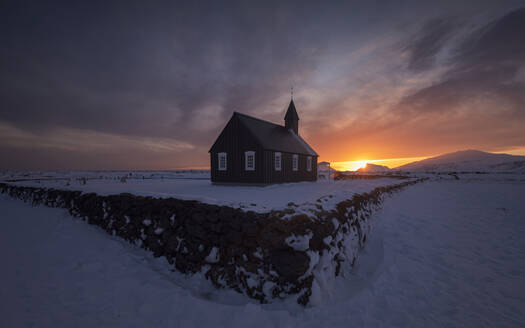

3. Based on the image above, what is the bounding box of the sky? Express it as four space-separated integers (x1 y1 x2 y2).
1 0 525 171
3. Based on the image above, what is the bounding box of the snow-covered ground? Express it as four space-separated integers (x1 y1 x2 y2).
2 178 524 327
0 170 210 182
396 149 525 172
2 171 407 213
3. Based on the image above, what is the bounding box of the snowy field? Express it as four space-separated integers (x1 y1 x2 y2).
1 170 408 213
2 178 524 327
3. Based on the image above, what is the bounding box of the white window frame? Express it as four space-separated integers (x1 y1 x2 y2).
292 154 298 171
218 152 227 171
274 152 281 171
307 156 312 172
245 151 255 171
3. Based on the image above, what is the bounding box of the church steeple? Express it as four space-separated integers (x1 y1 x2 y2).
284 99 299 134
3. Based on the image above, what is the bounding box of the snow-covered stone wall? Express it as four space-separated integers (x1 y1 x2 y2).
0 178 426 305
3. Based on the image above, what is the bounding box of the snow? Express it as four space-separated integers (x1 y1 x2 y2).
285 232 313 251
351 179 525 327
2 170 407 213
397 149 525 172
0 170 210 181
2 177 525 327
205 247 220 263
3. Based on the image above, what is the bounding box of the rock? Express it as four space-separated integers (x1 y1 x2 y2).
191 211 207 224
259 230 284 248
243 236 258 248
222 230 242 245
184 220 207 240
165 236 179 253
269 248 310 281
241 221 258 236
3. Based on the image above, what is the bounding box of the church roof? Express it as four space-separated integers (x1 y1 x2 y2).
234 112 318 156
284 99 299 122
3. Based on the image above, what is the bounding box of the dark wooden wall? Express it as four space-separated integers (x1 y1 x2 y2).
263 151 317 183
210 115 265 184
210 115 318 184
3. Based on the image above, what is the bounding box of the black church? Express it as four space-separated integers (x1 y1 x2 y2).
209 100 318 184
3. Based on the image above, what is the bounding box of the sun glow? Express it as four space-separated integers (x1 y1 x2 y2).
353 160 368 170
329 155 430 172
333 160 368 171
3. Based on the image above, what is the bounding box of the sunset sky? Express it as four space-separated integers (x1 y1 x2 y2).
1 1 524 171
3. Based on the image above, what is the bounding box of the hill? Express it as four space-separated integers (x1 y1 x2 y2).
357 163 391 173
396 150 525 172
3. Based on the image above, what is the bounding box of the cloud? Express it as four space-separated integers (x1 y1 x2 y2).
402 17 462 72
307 7 525 162
0 121 194 153
0 1 323 142
453 7 525 70
397 7 525 120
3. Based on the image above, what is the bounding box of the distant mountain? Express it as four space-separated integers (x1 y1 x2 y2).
396 150 525 172
357 163 391 173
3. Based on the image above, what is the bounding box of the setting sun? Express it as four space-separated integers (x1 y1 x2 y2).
353 160 368 170
329 156 431 172
331 160 369 171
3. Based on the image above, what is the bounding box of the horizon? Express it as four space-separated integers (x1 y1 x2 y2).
332 148 525 171
2 148 523 172
1 1 525 170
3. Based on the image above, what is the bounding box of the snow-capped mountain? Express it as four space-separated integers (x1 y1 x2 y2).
357 163 391 173
396 150 525 172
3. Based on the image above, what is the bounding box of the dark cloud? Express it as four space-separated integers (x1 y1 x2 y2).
0 0 409 155
453 7 525 70
402 17 461 72
0 2 319 137
398 7 525 120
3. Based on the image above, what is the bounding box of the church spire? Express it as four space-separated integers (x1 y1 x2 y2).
285 99 299 135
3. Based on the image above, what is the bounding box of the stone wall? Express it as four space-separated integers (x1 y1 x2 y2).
0 178 426 305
